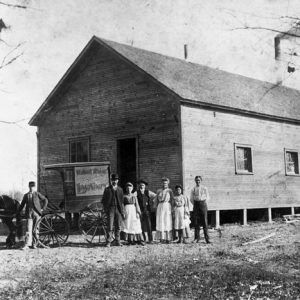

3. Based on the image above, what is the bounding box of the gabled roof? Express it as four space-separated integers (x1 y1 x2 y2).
29 36 300 126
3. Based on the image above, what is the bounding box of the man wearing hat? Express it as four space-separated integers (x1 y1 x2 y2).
136 179 156 243
102 174 125 247
18 181 48 250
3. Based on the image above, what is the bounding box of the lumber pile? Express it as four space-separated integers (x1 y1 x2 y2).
282 214 300 223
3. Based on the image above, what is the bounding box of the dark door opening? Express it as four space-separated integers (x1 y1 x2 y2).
117 138 137 190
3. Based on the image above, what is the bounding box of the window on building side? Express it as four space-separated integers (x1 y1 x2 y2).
284 149 299 175
69 138 90 162
234 143 253 174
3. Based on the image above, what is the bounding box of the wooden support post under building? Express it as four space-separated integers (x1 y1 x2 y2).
243 209 247 226
291 207 295 215
268 207 272 223
215 210 220 229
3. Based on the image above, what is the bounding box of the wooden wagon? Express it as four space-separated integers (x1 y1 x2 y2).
36 161 111 247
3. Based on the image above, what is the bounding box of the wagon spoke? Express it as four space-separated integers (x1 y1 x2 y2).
51 233 55 245
40 219 52 231
39 229 53 234
90 225 99 242
85 225 97 235
87 207 99 218
56 233 66 242
44 217 53 231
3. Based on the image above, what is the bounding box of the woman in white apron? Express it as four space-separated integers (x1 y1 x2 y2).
121 182 145 246
155 177 174 243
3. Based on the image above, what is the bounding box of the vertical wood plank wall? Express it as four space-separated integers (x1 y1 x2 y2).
181 105 300 211
37 44 182 207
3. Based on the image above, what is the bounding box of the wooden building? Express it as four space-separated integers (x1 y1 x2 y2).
29 36 300 226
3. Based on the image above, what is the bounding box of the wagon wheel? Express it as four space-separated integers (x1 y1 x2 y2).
34 213 69 248
79 202 110 244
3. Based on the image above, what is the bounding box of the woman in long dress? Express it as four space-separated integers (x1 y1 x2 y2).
121 182 145 246
173 184 192 244
155 177 173 243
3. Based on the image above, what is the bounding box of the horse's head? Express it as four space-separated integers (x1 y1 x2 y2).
0 195 20 212
0 195 22 243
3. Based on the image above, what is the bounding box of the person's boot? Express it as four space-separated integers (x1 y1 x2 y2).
183 238 189 244
138 240 145 246
193 228 200 243
204 229 211 244
177 231 182 243
114 230 122 246
173 231 180 243
106 231 113 247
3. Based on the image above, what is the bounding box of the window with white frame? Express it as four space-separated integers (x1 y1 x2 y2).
234 143 253 174
284 149 299 175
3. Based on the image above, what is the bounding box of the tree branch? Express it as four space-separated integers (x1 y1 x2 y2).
0 42 25 70
0 117 29 124
0 1 27 9
231 25 300 38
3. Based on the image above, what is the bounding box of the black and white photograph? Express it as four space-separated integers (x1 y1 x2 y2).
0 0 299 299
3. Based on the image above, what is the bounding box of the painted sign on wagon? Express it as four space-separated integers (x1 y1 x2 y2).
75 165 109 196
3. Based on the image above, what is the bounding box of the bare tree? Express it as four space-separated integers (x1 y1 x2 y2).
0 2 30 73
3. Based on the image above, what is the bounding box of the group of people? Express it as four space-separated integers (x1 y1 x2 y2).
102 174 211 247
17 174 211 249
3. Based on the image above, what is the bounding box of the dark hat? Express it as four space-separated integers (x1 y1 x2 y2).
175 184 183 190
137 179 148 185
125 182 133 187
195 176 203 181
29 181 36 187
161 177 170 182
111 173 119 180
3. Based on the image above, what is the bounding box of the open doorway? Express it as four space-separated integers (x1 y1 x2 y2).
117 138 137 189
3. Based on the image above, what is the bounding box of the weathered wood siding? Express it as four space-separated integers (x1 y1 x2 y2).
181 105 300 210
38 43 181 210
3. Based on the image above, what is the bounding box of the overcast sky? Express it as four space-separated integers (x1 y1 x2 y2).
1 0 300 193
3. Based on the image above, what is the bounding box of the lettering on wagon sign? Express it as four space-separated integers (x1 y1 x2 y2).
74 166 109 196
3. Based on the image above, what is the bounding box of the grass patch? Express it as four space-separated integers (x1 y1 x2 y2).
1 248 299 299
0 222 299 299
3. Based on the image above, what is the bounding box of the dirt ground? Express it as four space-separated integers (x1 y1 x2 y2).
0 221 299 299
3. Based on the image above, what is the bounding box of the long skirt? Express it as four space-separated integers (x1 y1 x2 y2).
174 207 191 238
174 206 185 230
121 204 142 234
156 202 172 240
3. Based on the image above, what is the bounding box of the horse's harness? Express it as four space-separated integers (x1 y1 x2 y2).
0 195 6 211
0 195 18 216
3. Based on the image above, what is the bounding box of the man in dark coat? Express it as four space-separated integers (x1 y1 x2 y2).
102 174 125 247
19 181 48 250
136 179 156 243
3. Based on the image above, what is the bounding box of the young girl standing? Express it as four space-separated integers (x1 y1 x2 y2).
173 185 192 244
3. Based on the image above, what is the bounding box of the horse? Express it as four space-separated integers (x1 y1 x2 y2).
0 195 22 248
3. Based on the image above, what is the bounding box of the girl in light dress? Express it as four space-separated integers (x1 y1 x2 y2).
155 177 174 243
173 184 192 244
121 182 145 246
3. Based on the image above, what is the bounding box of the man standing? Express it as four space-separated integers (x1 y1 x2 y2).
19 181 48 250
102 174 125 247
136 179 156 243
190 176 211 244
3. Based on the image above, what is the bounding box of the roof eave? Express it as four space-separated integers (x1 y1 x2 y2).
29 35 100 126
29 35 183 126
180 98 300 125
